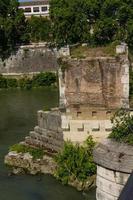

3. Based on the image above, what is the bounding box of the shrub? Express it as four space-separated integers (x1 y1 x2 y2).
0 72 57 89
7 78 18 88
0 74 7 88
32 72 56 87
18 77 32 90
9 144 44 160
54 136 96 185
109 109 133 145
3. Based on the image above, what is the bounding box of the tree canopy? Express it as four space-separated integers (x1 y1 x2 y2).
0 0 29 58
1 0 133 56
50 0 133 47
27 16 51 42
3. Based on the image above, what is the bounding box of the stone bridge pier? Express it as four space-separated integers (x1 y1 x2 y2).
93 139 133 200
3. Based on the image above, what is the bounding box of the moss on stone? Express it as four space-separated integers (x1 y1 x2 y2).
9 144 44 160
70 43 117 58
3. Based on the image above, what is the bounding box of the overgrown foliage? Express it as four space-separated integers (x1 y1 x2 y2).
0 0 29 59
109 109 133 145
70 42 117 58
54 136 96 185
27 16 52 42
50 0 133 48
2 0 133 58
32 72 57 87
0 72 57 89
9 143 44 160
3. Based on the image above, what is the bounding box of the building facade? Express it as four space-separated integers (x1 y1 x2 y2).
19 0 49 17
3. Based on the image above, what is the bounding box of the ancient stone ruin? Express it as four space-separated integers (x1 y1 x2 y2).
0 44 57 74
59 44 129 113
5 109 64 175
59 44 129 142
25 109 64 152
93 139 133 200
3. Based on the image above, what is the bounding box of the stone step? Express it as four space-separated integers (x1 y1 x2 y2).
29 131 42 141
96 188 117 200
35 126 63 140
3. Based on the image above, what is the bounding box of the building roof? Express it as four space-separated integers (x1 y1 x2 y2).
19 0 49 6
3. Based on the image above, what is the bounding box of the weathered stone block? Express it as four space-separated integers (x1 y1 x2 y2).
97 166 129 185
96 188 117 200
94 139 133 200
96 175 123 197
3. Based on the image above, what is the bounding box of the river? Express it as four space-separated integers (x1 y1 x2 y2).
0 88 96 200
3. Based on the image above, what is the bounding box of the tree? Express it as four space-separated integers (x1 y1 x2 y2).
0 0 29 59
49 0 133 49
27 16 52 42
127 20 133 49
50 0 91 46
109 109 133 145
93 18 118 45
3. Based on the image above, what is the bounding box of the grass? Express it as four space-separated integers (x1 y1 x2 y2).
9 144 44 160
70 43 118 58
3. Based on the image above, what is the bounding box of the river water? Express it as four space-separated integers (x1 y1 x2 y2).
0 88 96 200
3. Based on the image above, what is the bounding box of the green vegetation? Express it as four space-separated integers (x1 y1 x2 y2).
0 0 29 59
7 78 18 88
9 143 44 160
50 0 133 49
70 42 117 58
109 109 133 145
54 136 96 185
1 0 133 59
27 16 52 42
32 72 57 87
0 72 57 89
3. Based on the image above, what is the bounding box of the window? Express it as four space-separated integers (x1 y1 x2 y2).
106 111 111 117
77 111 82 117
24 7 31 13
92 111 97 118
33 7 39 12
41 6 47 12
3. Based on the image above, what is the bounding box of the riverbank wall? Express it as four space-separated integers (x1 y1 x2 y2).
0 43 70 75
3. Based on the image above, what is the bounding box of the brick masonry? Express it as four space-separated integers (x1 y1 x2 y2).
59 44 129 116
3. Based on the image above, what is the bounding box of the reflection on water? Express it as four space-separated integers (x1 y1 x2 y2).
0 88 96 200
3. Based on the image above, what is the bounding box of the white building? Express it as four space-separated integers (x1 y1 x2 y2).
19 0 49 17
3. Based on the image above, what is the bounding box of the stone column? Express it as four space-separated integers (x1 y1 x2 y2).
58 68 67 109
93 139 133 200
116 44 129 108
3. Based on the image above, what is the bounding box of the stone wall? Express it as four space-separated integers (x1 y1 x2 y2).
5 152 57 175
20 109 113 146
93 139 133 200
24 110 64 153
0 44 57 74
59 45 129 117
61 113 113 143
